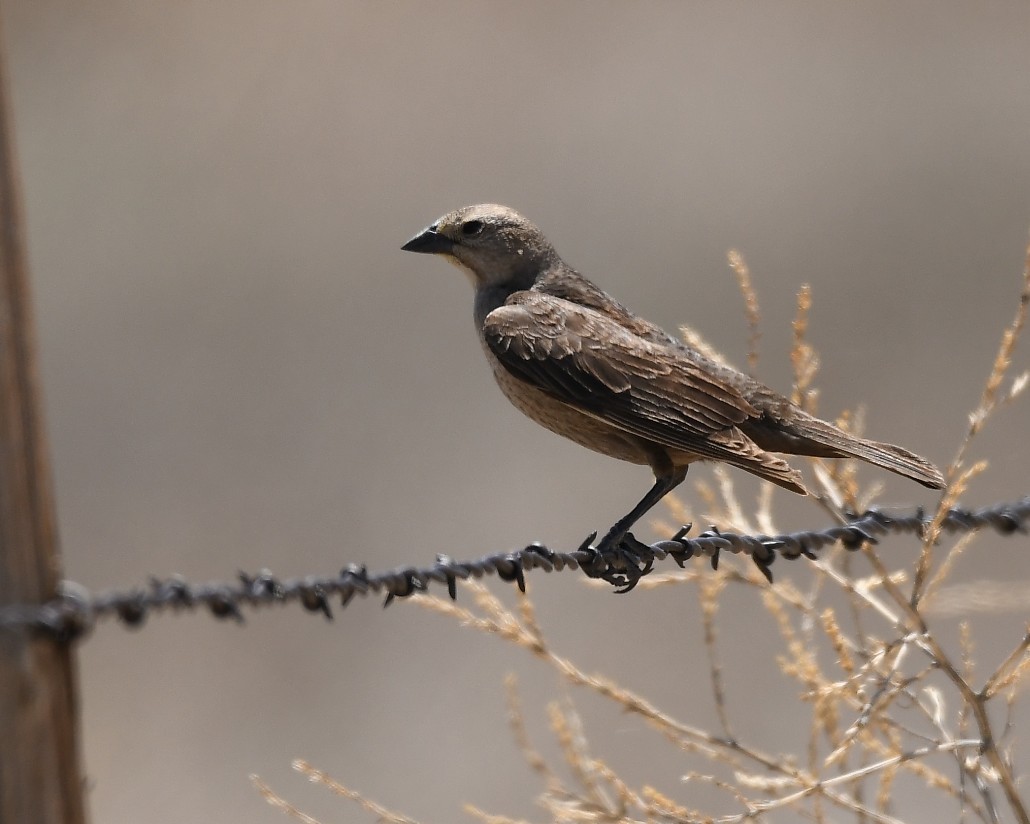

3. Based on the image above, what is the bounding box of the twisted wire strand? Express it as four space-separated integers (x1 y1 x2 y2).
1 497 1027 641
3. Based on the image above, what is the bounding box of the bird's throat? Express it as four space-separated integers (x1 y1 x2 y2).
445 255 480 286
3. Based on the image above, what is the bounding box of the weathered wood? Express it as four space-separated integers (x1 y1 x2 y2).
0 13 87 824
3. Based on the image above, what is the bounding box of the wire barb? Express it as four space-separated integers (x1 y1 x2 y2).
0 498 1026 640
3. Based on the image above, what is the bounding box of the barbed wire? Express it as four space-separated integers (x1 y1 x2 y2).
1 497 1027 641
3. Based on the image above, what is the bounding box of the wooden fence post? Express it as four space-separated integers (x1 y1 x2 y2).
0 13 88 824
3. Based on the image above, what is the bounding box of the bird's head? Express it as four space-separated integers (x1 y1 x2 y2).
402 204 560 288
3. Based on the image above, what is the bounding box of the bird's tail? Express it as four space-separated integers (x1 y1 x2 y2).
779 413 946 490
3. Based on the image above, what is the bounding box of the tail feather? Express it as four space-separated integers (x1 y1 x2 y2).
830 436 945 489
764 412 946 490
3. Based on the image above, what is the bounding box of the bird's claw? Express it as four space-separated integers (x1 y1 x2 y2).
578 531 661 592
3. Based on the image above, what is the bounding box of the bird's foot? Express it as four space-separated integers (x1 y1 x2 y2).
579 531 658 593
578 522 781 588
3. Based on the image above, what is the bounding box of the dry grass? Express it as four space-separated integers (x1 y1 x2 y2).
254 239 1030 824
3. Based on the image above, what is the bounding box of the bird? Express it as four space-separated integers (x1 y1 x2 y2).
402 204 945 556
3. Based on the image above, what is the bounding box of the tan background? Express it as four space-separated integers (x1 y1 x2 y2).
4 2 1030 822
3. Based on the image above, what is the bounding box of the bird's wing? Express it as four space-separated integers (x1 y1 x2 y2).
482 291 759 453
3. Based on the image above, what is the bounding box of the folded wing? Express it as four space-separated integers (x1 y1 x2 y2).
483 291 808 493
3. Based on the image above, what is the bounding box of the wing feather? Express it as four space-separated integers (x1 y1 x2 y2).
482 291 757 454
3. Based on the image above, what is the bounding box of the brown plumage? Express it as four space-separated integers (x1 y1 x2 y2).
403 204 945 552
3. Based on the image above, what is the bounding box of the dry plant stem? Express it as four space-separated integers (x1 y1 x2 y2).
291 760 422 824
642 784 703 822
464 806 532 824
251 775 323 824
728 249 761 374
983 628 1030 699
958 679 977 823
588 757 645 818
820 610 854 677
827 640 915 760
921 531 980 612
912 244 1030 606
790 283 819 411
760 591 824 765
861 548 1029 824
699 572 734 739
839 552 873 661
809 558 903 629
549 701 613 813
711 466 752 534
912 461 988 607
681 769 753 812
961 622 976 688
754 483 776 537
729 786 907 824
504 675 556 786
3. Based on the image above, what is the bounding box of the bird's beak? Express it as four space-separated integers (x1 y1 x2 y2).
401 227 455 255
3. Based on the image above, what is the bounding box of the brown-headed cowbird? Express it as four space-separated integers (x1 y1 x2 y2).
403 204 944 552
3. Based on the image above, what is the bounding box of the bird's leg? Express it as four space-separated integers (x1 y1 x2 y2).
595 466 689 554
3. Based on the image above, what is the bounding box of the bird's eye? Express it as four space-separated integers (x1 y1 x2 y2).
461 220 484 237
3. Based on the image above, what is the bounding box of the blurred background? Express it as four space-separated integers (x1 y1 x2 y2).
4 2 1029 821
